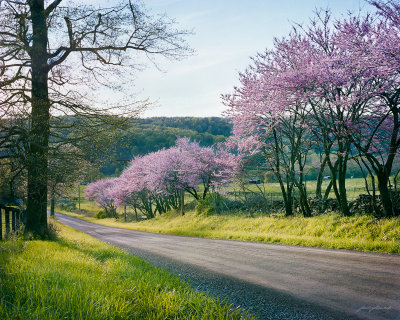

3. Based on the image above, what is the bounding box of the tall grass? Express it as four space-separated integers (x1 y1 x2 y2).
0 220 250 319
59 210 400 254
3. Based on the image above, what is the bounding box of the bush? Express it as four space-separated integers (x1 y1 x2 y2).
56 199 76 212
196 196 214 215
95 210 108 219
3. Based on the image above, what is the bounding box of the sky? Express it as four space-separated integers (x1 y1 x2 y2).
122 0 373 118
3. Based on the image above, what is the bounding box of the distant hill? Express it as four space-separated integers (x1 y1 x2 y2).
102 117 232 175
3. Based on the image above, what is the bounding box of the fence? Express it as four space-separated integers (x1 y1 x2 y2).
0 204 22 240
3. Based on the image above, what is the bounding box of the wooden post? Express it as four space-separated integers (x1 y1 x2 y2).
50 191 55 217
12 209 16 231
5 208 10 236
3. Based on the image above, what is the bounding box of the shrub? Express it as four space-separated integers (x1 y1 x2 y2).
56 199 76 212
95 210 108 219
196 196 215 215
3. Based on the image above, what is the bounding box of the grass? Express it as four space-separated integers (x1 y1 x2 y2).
58 209 400 254
0 219 250 320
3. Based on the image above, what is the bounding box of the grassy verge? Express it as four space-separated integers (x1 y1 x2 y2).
0 220 250 319
57 209 400 254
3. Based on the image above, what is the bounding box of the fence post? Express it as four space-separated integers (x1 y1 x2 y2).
12 209 16 231
5 207 10 236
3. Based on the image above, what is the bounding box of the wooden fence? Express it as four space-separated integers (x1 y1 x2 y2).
0 204 22 240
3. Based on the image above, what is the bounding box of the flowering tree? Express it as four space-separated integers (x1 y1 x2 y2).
84 178 118 218
99 138 240 218
333 1 400 217
223 43 315 217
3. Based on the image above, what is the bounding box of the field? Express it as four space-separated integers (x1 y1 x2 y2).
226 177 371 201
0 219 249 319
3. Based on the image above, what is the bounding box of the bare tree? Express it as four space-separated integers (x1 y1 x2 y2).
0 0 191 236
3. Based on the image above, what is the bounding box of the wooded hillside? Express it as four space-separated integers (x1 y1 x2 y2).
103 117 232 175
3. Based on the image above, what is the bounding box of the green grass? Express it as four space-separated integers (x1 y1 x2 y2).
58 210 400 254
0 220 250 320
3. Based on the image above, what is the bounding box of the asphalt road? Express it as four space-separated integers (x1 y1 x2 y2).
56 213 400 320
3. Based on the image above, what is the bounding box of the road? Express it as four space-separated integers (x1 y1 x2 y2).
56 213 400 320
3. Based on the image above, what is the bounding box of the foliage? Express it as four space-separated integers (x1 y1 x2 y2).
0 221 249 319
84 179 118 218
56 199 76 212
94 210 108 219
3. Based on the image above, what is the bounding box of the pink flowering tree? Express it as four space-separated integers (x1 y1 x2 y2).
110 155 160 219
105 137 241 218
331 1 400 217
223 42 315 217
84 178 118 217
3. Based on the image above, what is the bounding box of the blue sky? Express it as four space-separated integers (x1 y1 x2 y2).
126 1 373 117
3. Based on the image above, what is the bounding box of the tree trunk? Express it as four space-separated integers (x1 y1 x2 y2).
315 156 327 200
338 162 350 216
377 171 394 217
326 157 350 216
26 0 50 237
298 185 312 217
283 186 293 217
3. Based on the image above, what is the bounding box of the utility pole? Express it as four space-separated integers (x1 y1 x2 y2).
78 184 81 211
180 189 185 216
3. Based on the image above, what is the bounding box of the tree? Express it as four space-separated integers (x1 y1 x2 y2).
333 1 400 217
223 47 314 217
84 178 118 217
0 0 190 236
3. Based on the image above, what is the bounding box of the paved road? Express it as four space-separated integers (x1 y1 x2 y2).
56 213 400 320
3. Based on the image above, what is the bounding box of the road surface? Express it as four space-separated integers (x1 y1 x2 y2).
56 213 400 320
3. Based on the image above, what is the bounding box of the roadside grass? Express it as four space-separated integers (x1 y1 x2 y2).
0 220 250 320
58 209 400 254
